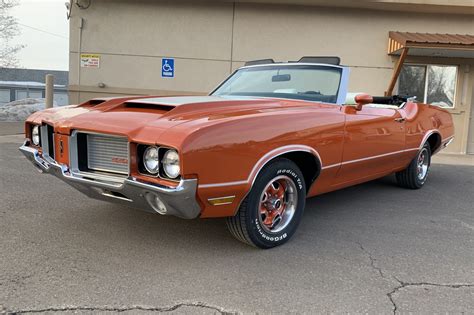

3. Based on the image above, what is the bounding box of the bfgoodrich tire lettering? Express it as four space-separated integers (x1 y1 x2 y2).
226 158 306 249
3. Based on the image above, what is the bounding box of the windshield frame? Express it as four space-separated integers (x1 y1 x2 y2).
210 63 350 105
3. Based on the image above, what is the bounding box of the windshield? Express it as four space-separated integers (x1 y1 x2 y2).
211 65 343 103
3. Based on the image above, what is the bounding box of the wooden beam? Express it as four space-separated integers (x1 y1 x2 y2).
385 47 409 96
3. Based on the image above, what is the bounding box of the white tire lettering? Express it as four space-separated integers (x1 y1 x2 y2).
276 169 303 190
254 218 288 242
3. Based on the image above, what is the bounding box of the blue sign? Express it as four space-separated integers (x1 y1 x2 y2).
161 58 174 78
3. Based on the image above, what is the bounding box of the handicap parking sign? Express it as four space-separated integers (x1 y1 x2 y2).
161 58 174 78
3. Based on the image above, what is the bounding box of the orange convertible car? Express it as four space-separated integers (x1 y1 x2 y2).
20 57 454 248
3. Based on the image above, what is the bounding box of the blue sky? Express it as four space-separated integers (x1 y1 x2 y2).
11 0 69 70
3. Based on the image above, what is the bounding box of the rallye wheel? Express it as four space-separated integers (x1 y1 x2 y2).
226 158 306 249
396 142 431 189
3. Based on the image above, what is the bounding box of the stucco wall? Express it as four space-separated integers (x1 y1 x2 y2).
68 0 474 153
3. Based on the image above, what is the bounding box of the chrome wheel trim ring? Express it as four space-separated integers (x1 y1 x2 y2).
258 175 298 234
417 148 429 181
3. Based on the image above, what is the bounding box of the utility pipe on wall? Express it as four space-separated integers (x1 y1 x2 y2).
45 74 54 109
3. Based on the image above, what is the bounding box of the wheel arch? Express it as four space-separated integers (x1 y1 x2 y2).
426 132 442 154
278 151 321 193
248 145 322 193
421 130 442 154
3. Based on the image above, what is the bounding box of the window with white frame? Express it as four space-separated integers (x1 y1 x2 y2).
398 64 458 108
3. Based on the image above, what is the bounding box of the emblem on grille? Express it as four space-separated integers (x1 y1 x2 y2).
111 157 128 165
59 139 64 156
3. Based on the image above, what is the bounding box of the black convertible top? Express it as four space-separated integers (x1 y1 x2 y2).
244 56 341 67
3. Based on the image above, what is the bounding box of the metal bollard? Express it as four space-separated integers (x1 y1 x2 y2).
45 74 54 109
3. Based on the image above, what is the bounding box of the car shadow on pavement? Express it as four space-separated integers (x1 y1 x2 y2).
62 175 401 254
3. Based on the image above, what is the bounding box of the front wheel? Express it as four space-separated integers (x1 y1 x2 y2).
396 142 431 189
226 158 306 249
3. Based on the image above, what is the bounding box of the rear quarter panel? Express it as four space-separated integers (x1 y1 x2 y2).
401 101 454 154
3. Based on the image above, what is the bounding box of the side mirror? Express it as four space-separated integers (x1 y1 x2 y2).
345 93 373 110
354 94 373 110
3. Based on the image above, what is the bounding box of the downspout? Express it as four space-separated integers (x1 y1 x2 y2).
460 65 471 154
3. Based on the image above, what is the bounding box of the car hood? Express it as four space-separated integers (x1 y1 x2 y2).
28 95 336 145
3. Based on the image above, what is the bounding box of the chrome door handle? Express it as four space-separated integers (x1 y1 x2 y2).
394 117 406 123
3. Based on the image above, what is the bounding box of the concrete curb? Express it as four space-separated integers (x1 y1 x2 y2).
432 153 474 166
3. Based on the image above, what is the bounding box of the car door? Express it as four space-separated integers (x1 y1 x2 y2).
332 105 407 186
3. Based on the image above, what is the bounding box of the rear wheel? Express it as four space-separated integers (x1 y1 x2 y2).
396 142 431 189
226 158 306 249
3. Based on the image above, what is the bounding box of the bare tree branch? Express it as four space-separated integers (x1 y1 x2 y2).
0 0 25 68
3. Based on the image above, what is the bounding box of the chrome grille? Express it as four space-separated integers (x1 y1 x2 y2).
86 134 129 175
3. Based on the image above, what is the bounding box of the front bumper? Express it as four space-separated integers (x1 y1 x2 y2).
19 141 201 219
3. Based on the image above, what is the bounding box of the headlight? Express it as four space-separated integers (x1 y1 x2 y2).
143 146 159 174
32 125 40 145
162 149 180 179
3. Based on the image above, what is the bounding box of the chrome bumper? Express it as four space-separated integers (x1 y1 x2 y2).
434 136 455 155
19 141 201 219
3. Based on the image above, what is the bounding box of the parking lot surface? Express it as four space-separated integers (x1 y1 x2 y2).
1 133 473 314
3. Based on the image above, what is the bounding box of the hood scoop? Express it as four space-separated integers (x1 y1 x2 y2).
79 99 107 107
123 101 176 111
122 96 218 111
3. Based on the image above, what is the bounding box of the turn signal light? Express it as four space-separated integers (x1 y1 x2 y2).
208 196 235 206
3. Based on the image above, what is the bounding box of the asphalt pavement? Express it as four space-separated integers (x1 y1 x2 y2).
1 132 473 314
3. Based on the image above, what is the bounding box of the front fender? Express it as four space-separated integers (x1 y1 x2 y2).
178 110 344 217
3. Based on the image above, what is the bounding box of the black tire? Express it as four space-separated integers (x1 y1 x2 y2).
396 142 431 189
226 158 306 249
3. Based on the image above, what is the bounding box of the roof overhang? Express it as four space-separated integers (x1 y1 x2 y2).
388 31 474 58
385 31 474 96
